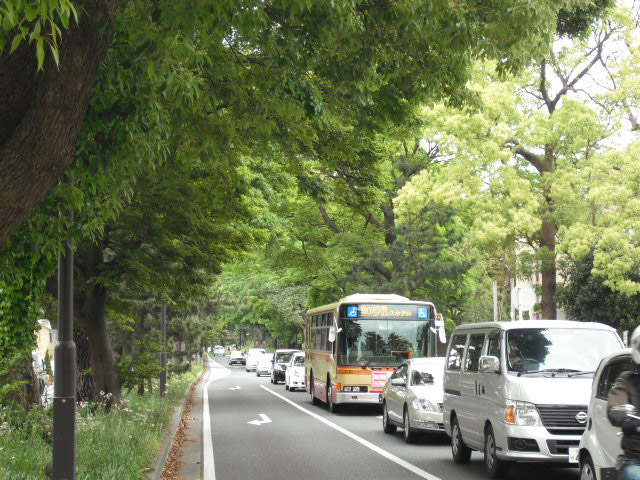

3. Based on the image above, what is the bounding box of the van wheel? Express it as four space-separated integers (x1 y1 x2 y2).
580 452 595 480
451 416 471 464
403 407 417 443
310 373 320 405
484 424 510 478
382 402 397 434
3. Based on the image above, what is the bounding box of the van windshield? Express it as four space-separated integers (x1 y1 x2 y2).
506 328 621 375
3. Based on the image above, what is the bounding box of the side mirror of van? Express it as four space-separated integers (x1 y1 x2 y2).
479 355 500 373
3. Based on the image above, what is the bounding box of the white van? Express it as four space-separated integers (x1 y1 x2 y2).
443 320 623 478
245 348 266 372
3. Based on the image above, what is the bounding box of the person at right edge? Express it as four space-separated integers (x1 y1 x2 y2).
608 325 640 480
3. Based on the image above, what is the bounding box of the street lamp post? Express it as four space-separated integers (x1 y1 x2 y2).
53 215 76 480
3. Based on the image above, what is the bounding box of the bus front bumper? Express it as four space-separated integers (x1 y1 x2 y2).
336 392 382 405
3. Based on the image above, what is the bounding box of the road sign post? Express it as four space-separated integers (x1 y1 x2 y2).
511 284 536 321
53 216 76 480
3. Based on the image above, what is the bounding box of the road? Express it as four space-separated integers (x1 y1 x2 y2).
203 356 580 480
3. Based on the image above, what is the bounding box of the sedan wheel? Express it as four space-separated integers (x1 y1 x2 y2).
382 402 397 434
580 454 596 480
403 408 417 443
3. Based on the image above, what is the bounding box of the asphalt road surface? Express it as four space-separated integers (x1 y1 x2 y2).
205 356 580 480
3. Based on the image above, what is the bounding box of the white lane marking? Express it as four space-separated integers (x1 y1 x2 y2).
203 359 231 480
247 413 272 426
228 386 241 390
260 386 443 480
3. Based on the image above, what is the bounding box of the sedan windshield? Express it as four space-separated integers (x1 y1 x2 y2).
337 318 431 367
411 363 444 385
506 328 621 375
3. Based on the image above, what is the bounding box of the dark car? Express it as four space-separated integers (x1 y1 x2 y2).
270 349 300 384
229 350 246 366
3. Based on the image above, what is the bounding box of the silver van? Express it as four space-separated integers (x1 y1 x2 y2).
443 320 623 478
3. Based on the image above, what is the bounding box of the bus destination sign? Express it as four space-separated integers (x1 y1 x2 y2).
340 304 433 320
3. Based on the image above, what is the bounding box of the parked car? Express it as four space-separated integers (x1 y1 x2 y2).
443 320 623 478
213 345 225 356
579 348 633 480
256 352 274 377
285 352 306 391
229 350 246 366
382 356 446 442
271 349 300 384
245 348 266 372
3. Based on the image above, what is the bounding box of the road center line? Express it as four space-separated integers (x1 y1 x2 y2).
203 358 231 480
260 386 443 480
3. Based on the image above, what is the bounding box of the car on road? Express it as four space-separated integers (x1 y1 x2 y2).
256 352 274 377
271 349 300 384
285 352 306 391
443 320 624 478
229 350 246 366
213 345 225 356
578 348 633 480
245 348 266 372
382 356 446 443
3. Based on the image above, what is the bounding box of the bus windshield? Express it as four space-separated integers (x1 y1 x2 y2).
336 318 431 366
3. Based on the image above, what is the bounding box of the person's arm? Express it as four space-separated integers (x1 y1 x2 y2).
608 373 640 433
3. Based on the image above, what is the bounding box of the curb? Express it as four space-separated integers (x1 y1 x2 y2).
147 359 207 480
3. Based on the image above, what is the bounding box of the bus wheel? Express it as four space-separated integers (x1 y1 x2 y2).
310 373 319 405
327 381 339 413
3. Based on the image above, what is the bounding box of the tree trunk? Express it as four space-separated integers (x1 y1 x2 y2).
540 219 557 319
0 0 119 245
79 242 121 406
74 329 97 402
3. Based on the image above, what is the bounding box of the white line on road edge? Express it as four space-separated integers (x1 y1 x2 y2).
203 358 231 480
260 386 443 480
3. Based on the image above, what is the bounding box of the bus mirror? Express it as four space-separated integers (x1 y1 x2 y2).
328 327 342 343
438 325 447 344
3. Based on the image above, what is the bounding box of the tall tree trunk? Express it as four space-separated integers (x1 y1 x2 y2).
79 241 121 406
0 0 119 245
74 329 97 402
540 219 557 319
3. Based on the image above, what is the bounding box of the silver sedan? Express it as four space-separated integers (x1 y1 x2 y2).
382 356 446 443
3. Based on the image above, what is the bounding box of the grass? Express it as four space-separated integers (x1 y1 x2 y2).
0 365 202 480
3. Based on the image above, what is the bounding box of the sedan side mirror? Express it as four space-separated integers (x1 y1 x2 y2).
391 377 406 387
479 355 500 374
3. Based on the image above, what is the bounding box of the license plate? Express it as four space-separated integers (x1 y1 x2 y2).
568 447 579 464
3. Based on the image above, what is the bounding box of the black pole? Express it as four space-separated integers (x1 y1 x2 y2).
159 304 167 396
53 217 76 480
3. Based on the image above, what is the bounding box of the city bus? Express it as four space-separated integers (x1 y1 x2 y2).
305 293 445 412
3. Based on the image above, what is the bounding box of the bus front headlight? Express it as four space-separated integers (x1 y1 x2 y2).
413 397 436 411
505 400 542 427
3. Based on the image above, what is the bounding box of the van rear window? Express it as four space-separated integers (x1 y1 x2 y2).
447 334 467 370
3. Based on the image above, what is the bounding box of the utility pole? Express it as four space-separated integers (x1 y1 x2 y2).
159 304 167 396
53 213 76 480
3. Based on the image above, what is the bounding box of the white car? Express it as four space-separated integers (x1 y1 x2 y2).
382 356 446 443
285 352 306 391
228 350 245 366
213 345 225 356
256 352 274 377
245 348 266 372
579 348 633 480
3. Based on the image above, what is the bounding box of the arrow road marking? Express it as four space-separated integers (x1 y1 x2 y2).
247 413 271 426
228 386 241 390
